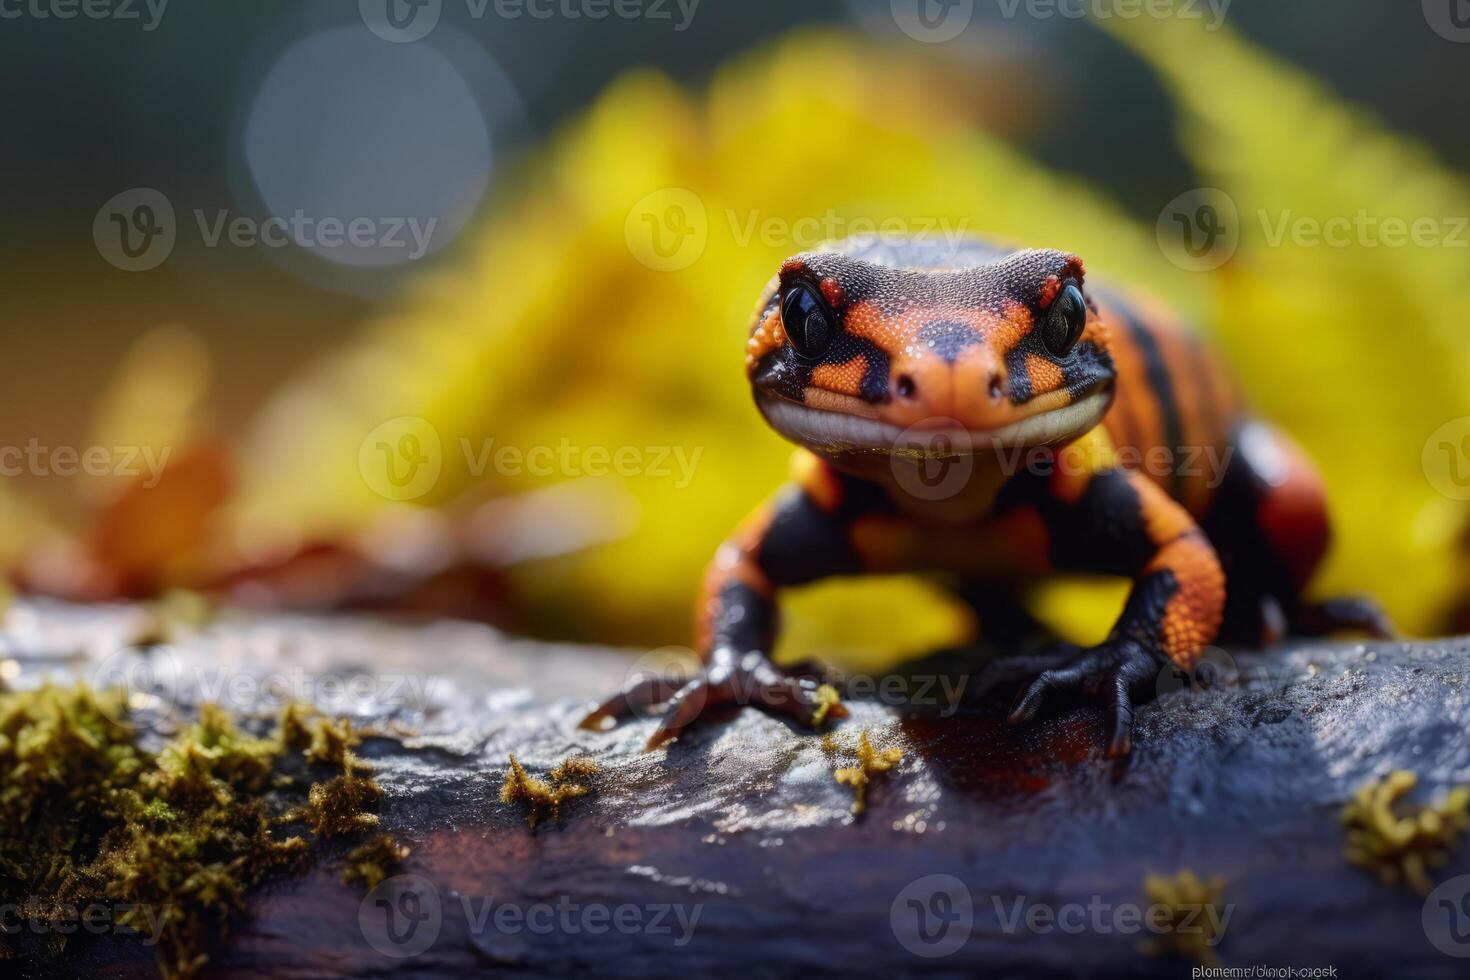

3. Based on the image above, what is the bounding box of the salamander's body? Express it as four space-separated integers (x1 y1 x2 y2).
586 236 1390 756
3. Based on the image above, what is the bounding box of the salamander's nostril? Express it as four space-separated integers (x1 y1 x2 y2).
896 374 917 400
988 375 1004 401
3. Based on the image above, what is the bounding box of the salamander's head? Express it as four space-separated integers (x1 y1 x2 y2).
746 241 1116 456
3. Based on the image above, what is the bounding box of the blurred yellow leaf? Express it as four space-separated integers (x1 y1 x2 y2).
1102 9 1470 632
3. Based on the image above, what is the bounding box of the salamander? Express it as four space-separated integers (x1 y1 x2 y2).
583 236 1392 757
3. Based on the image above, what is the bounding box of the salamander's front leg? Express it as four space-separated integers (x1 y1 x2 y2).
1006 466 1225 757
581 466 858 749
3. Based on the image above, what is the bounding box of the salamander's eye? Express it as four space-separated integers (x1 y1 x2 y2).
1040 281 1087 358
779 281 835 360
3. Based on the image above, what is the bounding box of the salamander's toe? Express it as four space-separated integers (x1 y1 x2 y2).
1003 638 1163 758
967 645 1082 702
1006 663 1090 723
578 675 683 730
1103 673 1135 759
644 671 732 749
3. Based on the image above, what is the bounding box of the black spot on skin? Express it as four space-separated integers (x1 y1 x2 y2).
1002 333 1114 407
1063 342 1114 401
1114 306 1183 499
918 320 981 364
1005 346 1033 403
755 485 863 585
753 348 813 403
1025 469 1156 575
858 343 891 401
755 334 892 404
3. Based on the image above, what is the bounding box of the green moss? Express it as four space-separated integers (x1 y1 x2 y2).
1342 770 1470 895
831 730 902 817
0 686 392 978
342 834 411 890
272 700 316 751
0 686 146 896
500 754 597 829
1137 870 1228 967
810 683 844 726
276 708 382 839
280 774 382 839
302 715 366 770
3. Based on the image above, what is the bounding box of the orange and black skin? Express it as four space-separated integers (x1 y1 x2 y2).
584 236 1392 757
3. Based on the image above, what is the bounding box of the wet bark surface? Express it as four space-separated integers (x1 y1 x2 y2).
5 601 1470 978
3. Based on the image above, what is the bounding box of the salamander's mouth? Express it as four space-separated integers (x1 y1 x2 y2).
755 384 1113 455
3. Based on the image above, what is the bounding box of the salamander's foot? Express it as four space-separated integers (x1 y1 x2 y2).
579 650 847 750
1004 637 1165 758
966 643 1082 702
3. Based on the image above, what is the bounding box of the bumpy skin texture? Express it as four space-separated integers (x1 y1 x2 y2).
584 236 1389 757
